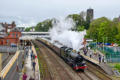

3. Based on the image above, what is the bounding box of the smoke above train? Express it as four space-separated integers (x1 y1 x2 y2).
49 18 86 51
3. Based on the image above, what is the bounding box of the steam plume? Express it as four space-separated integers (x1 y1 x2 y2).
49 18 86 51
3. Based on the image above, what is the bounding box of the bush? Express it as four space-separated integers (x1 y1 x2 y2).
114 64 120 72
36 48 39 51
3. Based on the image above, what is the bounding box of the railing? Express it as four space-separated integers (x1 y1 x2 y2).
20 35 50 40
0 51 20 80
89 43 120 62
0 46 17 53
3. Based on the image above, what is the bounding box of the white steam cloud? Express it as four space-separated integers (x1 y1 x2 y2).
49 18 86 51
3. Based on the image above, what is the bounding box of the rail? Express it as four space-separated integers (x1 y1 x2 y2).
37 38 113 80
0 46 17 53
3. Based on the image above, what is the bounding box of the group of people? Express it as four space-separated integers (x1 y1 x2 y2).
22 46 37 80
31 51 36 71
83 47 105 63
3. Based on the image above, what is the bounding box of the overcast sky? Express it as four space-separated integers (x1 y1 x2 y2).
0 0 120 27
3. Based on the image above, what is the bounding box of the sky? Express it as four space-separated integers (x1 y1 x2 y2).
0 0 120 27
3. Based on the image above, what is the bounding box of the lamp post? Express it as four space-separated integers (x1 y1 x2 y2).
16 43 19 72
106 37 107 44
103 37 104 52
94 39 97 48
96 39 97 48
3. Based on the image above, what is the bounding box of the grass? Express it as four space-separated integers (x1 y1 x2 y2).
108 63 120 72
114 64 120 72
34 43 50 80
35 46 44 79
32 41 45 79
36 48 39 52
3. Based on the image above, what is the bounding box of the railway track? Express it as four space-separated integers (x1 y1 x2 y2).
84 70 101 80
77 72 92 80
34 41 52 80
34 40 75 80
86 62 112 80
33 40 112 80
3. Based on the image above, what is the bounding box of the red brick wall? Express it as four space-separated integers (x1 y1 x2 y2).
0 39 4 45
8 32 21 38
0 31 21 46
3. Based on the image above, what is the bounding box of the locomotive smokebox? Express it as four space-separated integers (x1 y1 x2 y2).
72 50 76 53
69 50 79 58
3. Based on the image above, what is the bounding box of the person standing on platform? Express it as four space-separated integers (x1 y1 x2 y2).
29 76 35 80
94 50 97 57
99 54 101 63
23 72 27 80
32 61 36 71
102 56 105 63
26 49 28 58
83 48 87 56
22 60 24 69
88 47 90 50
31 51 33 60
89 50 92 58
32 54 35 60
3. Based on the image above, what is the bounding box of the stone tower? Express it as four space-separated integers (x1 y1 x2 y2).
118 16 120 22
86 8 94 22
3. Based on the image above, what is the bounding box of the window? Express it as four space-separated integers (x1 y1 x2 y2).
7 40 9 45
16 34 18 37
12 33 14 37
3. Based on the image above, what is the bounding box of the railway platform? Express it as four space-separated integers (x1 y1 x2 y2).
80 49 114 75
19 46 40 80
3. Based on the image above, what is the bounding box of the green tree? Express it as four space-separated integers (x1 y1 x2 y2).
113 18 119 24
25 27 32 32
115 23 120 44
77 26 85 31
35 19 53 32
67 12 86 30
87 17 118 43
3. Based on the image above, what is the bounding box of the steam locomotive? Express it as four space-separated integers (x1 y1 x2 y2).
37 38 87 71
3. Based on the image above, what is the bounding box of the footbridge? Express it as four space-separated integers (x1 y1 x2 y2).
20 32 50 40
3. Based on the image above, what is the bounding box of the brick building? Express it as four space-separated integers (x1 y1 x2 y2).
0 22 21 46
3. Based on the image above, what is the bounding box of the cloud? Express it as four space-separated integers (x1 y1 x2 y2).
0 0 120 26
0 16 40 27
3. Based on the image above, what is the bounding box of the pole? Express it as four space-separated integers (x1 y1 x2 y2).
103 37 104 52
106 37 107 44
96 39 97 48
16 43 19 72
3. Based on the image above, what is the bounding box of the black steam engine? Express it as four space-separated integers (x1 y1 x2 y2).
37 38 87 71
60 47 87 71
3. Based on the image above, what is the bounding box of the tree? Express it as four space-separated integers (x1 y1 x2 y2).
87 17 118 43
25 27 32 32
77 26 85 31
115 22 120 44
113 17 119 24
67 12 87 30
35 19 53 32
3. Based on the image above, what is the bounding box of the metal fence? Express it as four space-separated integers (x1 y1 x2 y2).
89 43 120 62
0 46 17 53
106 54 120 62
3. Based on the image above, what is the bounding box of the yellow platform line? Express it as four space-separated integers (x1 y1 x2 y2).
0 51 20 79
32 45 40 80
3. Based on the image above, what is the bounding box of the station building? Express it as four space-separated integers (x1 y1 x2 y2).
0 22 21 46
